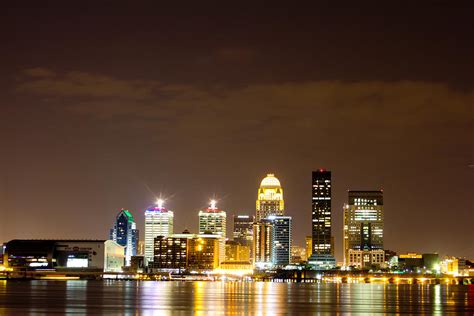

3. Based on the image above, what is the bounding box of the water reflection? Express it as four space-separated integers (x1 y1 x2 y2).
0 281 472 314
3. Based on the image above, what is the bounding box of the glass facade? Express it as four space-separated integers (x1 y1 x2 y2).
144 204 174 265
269 216 292 266
253 219 274 268
311 170 332 256
233 215 254 248
110 209 138 266
153 236 188 271
343 190 384 267
308 170 335 269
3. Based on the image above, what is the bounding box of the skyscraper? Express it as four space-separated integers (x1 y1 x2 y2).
343 190 384 268
198 200 227 238
144 199 174 265
269 215 292 266
253 219 273 269
109 209 138 266
256 174 284 221
308 169 336 269
198 200 226 264
233 215 254 247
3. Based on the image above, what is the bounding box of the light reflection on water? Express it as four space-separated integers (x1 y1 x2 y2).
0 280 472 314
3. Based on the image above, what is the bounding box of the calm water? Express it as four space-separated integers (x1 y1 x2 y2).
0 280 473 315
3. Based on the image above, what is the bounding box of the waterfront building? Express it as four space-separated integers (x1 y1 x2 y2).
422 253 440 272
3 239 124 272
347 249 385 269
253 219 274 269
225 240 240 261
308 169 336 269
269 215 292 266
343 190 384 268
305 236 312 260
137 240 145 256
109 209 138 266
198 200 226 264
225 240 251 262
216 261 253 275
398 253 423 272
187 234 221 271
256 174 284 221
233 215 254 247
153 236 188 272
198 200 227 238
291 245 307 264
144 199 174 265
130 256 145 273
441 256 459 275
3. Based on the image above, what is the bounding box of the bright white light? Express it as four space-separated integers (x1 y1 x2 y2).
157 199 164 209
29 262 48 267
210 199 217 209
66 258 88 268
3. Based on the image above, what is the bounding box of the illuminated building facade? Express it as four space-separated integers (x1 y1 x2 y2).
144 200 174 265
308 169 335 269
198 200 227 238
187 235 221 271
153 236 188 271
347 249 385 269
198 200 226 264
3 239 124 272
233 215 254 247
256 174 284 221
343 191 384 268
291 245 308 264
269 215 292 266
109 209 138 266
253 219 274 268
305 236 312 260
225 240 251 262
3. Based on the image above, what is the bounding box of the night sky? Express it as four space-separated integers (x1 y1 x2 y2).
1 3 473 261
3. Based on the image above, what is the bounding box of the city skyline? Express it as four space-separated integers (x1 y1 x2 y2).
1 3 472 263
1 169 472 262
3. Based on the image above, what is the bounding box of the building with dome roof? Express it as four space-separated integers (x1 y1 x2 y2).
256 173 285 221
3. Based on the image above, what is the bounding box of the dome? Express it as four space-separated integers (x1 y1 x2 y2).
260 173 281 187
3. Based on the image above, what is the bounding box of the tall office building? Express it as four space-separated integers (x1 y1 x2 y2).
198 200 226 264
308 169 335 269
343 190 384 268
233 215 254 247
269 215 292 266
144 199 174 265
109 209 138 266
198 200 227 238
253 219 274 268
256 174 284 221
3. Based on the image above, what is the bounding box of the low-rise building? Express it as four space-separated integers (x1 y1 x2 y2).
187 235 221 272
291 245 307 264
347 249 385 269
225 240 251 262
3 239 124 272
153 236 188 272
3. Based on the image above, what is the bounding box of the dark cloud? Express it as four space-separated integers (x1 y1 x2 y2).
18 68 164 99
